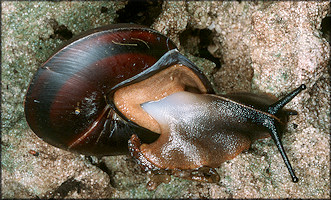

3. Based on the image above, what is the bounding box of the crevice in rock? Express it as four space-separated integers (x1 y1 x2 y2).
115 0 163 26
45 177 87 198
87 156 117 188
179 26 222 69
48 19 73 40
100 6 108 14
321 15 331 43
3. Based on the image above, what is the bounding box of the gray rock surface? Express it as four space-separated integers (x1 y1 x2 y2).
2 1 330 198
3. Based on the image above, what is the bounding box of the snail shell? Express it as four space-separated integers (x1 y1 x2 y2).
24 24 213 155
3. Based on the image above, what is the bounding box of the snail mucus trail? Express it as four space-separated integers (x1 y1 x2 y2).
24 24 306 190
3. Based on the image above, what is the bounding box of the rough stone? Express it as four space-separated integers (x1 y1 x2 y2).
2 1 330 199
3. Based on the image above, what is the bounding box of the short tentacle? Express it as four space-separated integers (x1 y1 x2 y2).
284 110 298 116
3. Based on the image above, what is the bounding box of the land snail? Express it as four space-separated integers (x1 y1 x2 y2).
25 23 306 190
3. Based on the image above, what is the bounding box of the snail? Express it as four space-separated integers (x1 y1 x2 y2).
24 23 306 190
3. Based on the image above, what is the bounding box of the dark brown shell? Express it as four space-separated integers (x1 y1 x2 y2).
24 24 213 155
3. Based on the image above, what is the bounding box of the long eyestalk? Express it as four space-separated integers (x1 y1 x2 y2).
268 84 306 115
266 84 306 182
269 124 298 182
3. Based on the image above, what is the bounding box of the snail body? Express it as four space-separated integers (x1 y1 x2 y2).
24 24 305 189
